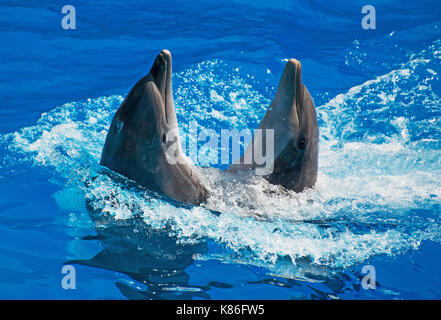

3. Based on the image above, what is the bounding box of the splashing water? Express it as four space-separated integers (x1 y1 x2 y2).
3 40 441 274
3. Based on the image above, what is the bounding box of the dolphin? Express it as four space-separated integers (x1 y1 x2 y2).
100 50 209 205
226 58 319 192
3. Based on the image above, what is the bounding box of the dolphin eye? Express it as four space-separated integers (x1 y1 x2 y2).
162 133 166 143
297 137 306 150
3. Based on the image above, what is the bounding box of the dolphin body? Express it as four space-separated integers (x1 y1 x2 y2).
100 50 209 205
100 50 318 205
226 58 319 192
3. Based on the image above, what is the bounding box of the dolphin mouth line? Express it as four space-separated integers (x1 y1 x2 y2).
293 60 302 130
163 52 171 124
149 51 172 124
158 50 172 125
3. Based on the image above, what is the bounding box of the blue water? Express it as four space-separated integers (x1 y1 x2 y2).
1 0 441 299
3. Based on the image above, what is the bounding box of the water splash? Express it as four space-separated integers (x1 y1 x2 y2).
3 40 441 270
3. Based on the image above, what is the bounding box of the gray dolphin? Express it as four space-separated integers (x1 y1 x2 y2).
226 58 319 192
100 50 209 204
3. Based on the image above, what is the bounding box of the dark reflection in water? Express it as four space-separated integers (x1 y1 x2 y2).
68 212 213 300
66 207 374 300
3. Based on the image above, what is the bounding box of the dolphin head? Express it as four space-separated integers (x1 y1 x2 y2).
100 50 208 204
267 59 319 192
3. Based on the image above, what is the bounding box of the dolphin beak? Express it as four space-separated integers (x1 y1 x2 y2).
287 59 302 129
148 49 176 126
160 49 175 125
149 52 167 101
276 58 302 130
161 49 172 87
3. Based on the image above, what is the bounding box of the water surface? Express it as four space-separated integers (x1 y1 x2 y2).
0 0 440 299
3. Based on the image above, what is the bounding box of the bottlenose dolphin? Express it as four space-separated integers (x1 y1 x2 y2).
100 50 209 205
100 50 318 205
227 58 318 192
